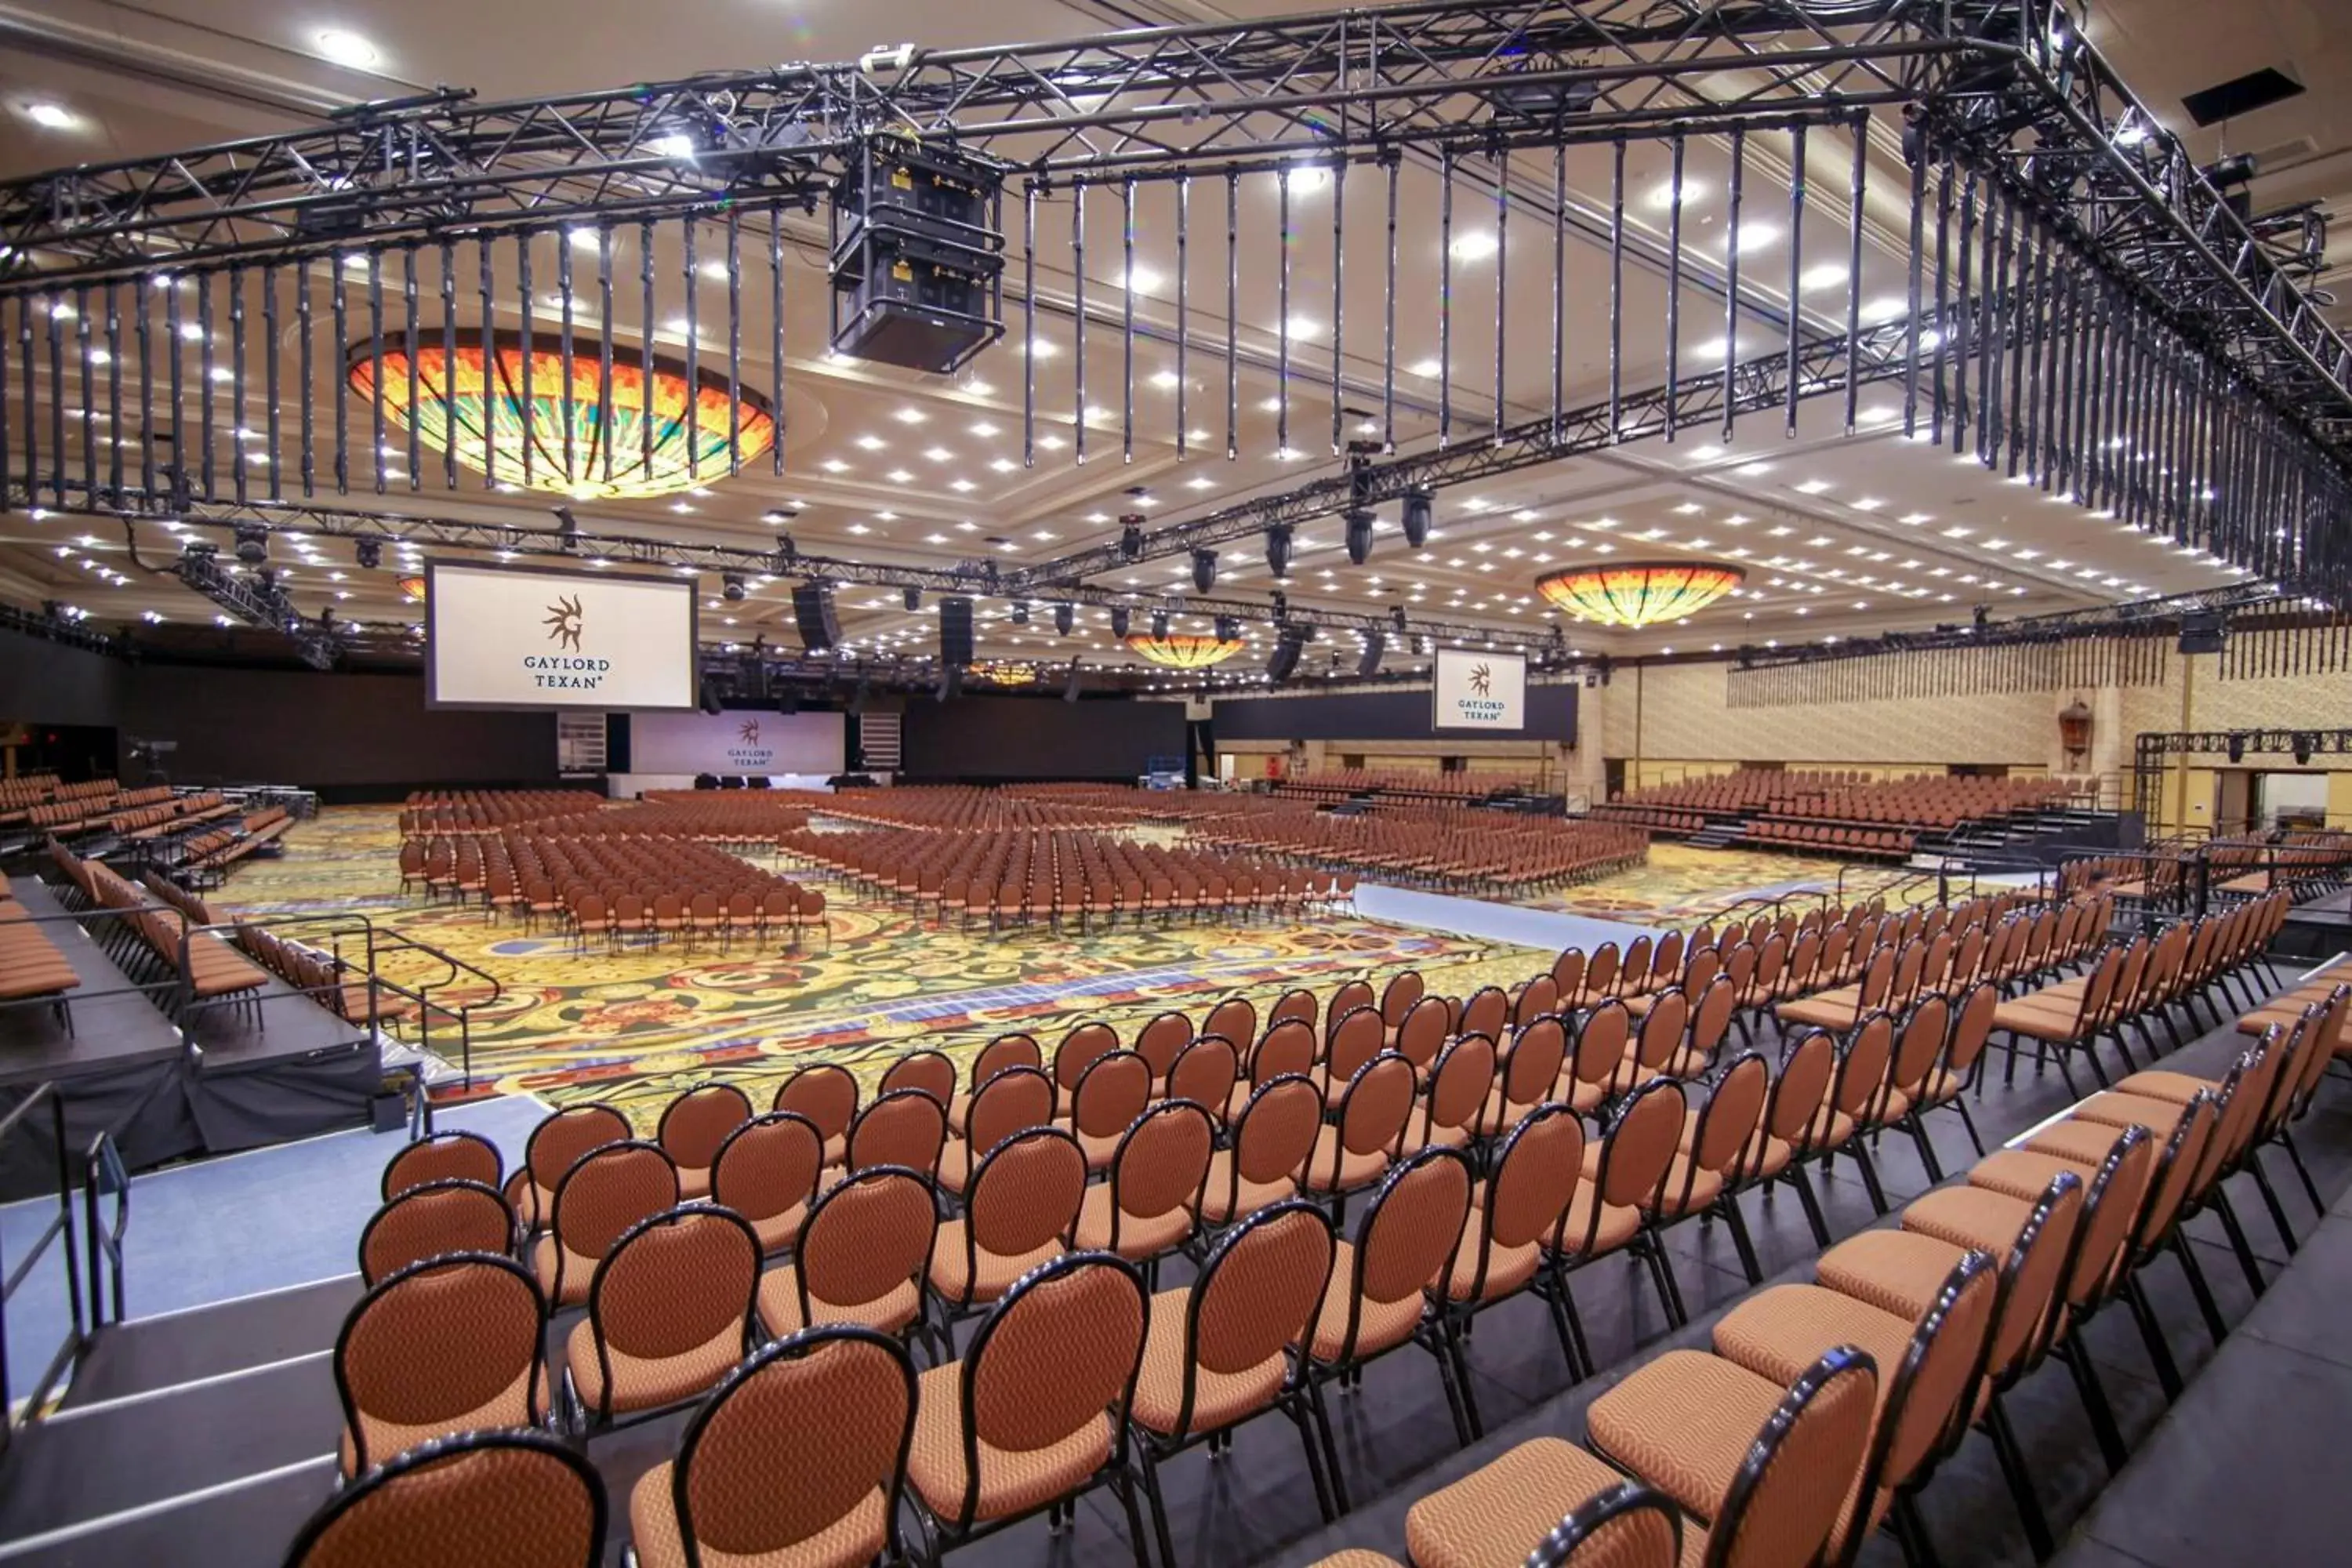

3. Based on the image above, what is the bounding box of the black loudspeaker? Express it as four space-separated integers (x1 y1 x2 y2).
938 597 975 666
1267 626 1308 683
1064 659 1083 702
792 583 840 652
2177 609 2227 655
699 682 724 716
935 664 964 702
1357 631 1385 678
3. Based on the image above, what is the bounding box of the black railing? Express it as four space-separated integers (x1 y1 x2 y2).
82 1132 128 1332
0 1087 86 1456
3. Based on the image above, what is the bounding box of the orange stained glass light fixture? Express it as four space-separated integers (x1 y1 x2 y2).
396 575 427 602
1126 631 1246 669
971 662 1039 686
345 329 777 501
1534 560 1747 628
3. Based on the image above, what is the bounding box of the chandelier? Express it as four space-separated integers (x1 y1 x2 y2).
396 575 427 602
1534 561 1747 628
345 329 777 501
1126 632 1246 669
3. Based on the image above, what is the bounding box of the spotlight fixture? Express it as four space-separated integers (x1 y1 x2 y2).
1214 615 1241 642
1054 601 1074 637
1344 507 1375 566
1411 633 1430 656
1011 600 1030 626
721 573 746 602
2227 733 2246 763
554 506 582 550
1192 548 1218 593
354 537 383 570
903 586 922 612
1270 590 1289 623
1357 630 1385 678
1111 605 1132 637
1265 523 1294 578
1401 486 1433 549
1119 515 1146 562
233 524 268 565
1389 604 1408 634
2295 732 2316 766
1150 608 1170 640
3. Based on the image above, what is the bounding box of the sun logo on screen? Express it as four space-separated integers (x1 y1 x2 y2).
543 595 584 652
1468 662 1492 697
738 718 761 746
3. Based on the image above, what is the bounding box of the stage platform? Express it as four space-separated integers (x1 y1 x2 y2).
0 877 385 1200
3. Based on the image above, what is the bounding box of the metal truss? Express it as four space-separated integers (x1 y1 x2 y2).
1006 310 1920 590
2 2 2343 456
1730 580 2286 670
0 600 122 656
2 481 1566 659
2131 726 2352 822
171 545 343 668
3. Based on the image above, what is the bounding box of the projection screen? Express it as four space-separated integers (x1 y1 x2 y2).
425 559 699 711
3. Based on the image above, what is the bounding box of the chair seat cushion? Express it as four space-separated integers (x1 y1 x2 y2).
1129 1287 1285 1439
566 1316 741 1417
1815 1229 1969 1327
2069 1091 2189 1137
1711 1283 1912 1425
1900 1184 2031 1261
2112 1069 2214 1106
1299 1128 1389 1195
1443 1211 1540 1303
1403 1436 1636 1568
1584 1348 1793 1522
1548 1187 1641 1260
1196 1154 1296 1224
2022 1121 2129 1169
629 1465 889 1568
340 1365 547 1476
756 1265 920 1339
1074 1185 1192 1260
906 1360 1113 1523
1968 1149 2092 1205
1295 1240 1425 1363
928 1223 1062 1307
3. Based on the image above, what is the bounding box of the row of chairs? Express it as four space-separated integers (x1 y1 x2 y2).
176 806 294 870
0 892 80 1022
1744 818 1918 858
104 789 233 841
1270 768 1527 800
1186 806 1648 893
48 841 270 1018
398 789 607 836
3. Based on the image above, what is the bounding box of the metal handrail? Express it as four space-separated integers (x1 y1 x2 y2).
82 1133 127 1331
0 1087 86 1454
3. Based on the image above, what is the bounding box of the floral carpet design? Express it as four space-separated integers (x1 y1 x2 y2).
1515 844 1940 925
218 808 1548 1130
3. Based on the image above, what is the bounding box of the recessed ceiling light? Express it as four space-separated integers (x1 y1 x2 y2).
1794 479 1832 495
1283 165 1332 194
1149 370 1181 390
1860 296 1909 324
922 446 953 463
1450 230 1499 261
1897 512 1931 525
1725 221 1780 252
1735 462 1773 477
24 103 80 131
1799 262 1849 292
1283 314 1320 341
891 407 927 425
1119 267 1163 294
854 434 886 450
1646 179 1707 209
313 31 381 69
1406 358 1443 378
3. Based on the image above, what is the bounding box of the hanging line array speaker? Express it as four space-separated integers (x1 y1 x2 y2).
938 595 975 666
792 583 840 652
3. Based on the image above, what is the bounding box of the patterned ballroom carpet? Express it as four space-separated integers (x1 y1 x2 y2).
1513 843 1937 926
216 809 1553 1131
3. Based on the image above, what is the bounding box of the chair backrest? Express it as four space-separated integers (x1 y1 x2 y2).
1831 1014 1896 1119
1766 1030 1838 1145
524 1103 632 1205
1135 1011 1194 1080
284 1429 606 1568
1052 1022 1121 1097
1232 1075 1325 1188
2061 1126 2154 1306
1379 970 1425 1026
951 1255 1147 1530
1484 1103 1584 1253
773 1064 859 1145
1107 1101 1215 1230
880 1050 956 1105
964 1065 1055 1152
1584 943 1621 998
1270 988 1319 1030
847 1089 948 1178
968 1127 1089 1261
1633 989 1689 1072
1515 975 1562 1025
1569 1003 1632 1093
1886 994 1951 1102
1069 1050 1153 1140
582 1206 760 1417
1498 1014 1570 1108
657 1083 754 1174
359 1180 515 1287
1171 1202 1334 1438
1393 997 1452 1073
1250 1018 1319 1084
1203 997 1257 1051
550 1141 680 1276
1526 1481 1683 1568
1854 1250 1998 1504
381 1131 503 1200
1458 985 1511 1043
670 1326 916 1566
1327 981 1375 1032
968 1032 1043 1093
710 1112 824 1240
335 1253 548 1473
1985 1174 2085 1377
1690 1053 1769 1176
1325 1006 1387 1086
1345 1147 1472 1339
796 1167 938 1316
1424 1035 1498 1140
1593 1080 1687 1213
1708 1345 1881 1568
1551 947 1586 996
1167 1035 1240 1114
1650 930 1686 985
1334 1052 1417 1157
1617 936 1653 995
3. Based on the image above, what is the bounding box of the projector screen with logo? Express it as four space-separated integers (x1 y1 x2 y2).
630 711 847 776
1430 648 1528 733
425 560 699 710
